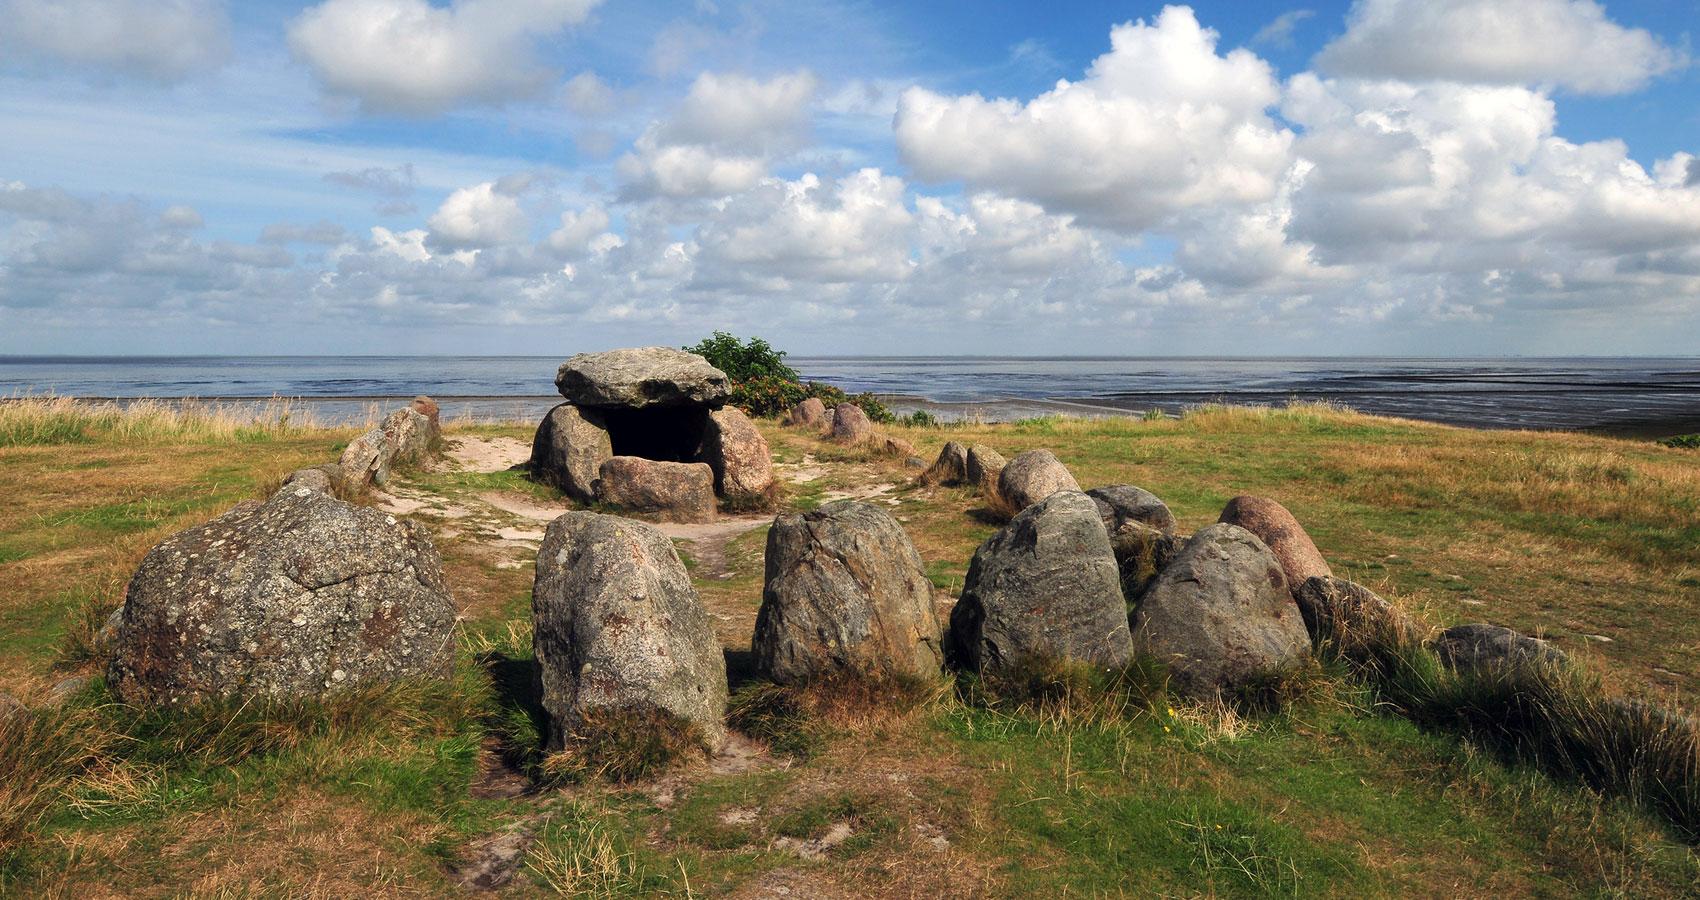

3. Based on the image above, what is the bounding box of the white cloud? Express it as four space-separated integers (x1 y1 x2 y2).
1316 0 1685 95
562 70 616 116
0 0 230 81
425 181 527 250
1252 9 1315 49
158 204 204 229
619 69 818 199
544 204 615 258
287 0 604 115
894 6 1292 232
692 169 914 286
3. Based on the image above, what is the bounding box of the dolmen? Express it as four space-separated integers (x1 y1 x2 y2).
529 347 774 522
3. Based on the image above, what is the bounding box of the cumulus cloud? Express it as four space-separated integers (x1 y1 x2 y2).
562 70 616 116
0 0 230 81
287 0 604 115
1316 0 1685 95
894 6 1292 232
158 204 204 229
544 204 617 258
619 70 818 199
425 181 528 250
692 169 913 287
1252 9 1315 48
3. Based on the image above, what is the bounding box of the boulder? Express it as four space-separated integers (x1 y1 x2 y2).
923 441 968 484
996 449 1080 512
1294 576 1419 658
532 511 728 750
337 407 433 489
1435 624 1567 672
879 435 915 458
595 457 715 523
281 466 334 495
529 403 613 503
107 485 457 706
1218 496 1331 589
700 406 774 499
45 675 92 707
830 404 872 443
753 501 944 683
555 347 730 409
965 444 1005 495
903 456 926 469
948 491 1131 671
411 395 441 439
1087 484 1176 534
789 398 828 427
1132 523 1311 697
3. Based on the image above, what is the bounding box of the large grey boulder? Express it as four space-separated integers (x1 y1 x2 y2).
281 465 336 495
789 398 828 427
1294 576 1419 658
948 491 1131 671
753 502 944 683
532 512 728 750
965 444 1005 496
595 457 716 523
996 449 1080 512
555 347 730 409
528 403 613 503
922 441 968 485
1132 523 1311 697
829 403 872 443
699 406 774 499
337 407 433 490
107 485 456 706
1435 624 1567 672
1087 484 1176 534
1218 496 1331 589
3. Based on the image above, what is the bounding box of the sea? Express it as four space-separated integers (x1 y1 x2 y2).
3 356 1698 435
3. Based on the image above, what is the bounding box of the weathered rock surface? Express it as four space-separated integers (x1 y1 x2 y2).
529 403 613 503
45 675 92 707
532 512 728 750
949 491 1131 670
595 457 716 523
701 406 774 498
337 407 433 490
1435 624 1567 672
281 465 336 495
555 347 730 409
965 444 1005 495
1294 576 1419 657
829 404 872 443
996 449 1080 512
1218 496 1331 589
753 501 944 683
411 395 441 439
789 398 828 427
1132 523 1311 697
1088 484 1176 534
108 485 456 706
879 435 916 458
903 456 926 469
923 441 968 484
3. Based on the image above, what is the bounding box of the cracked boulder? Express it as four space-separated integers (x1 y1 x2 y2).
107 484 456 705
529 402 613 503
699 406 774 499
337 406 433 490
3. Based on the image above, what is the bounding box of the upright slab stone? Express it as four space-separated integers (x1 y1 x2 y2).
529 403 613 503
338 407 433 490
555 347 729 409
754 502 943 683
948 491 1131 671
532 512 728 750
922 441 968 485
965 444 1006 495
699 406 774 499
108 485 456 705
595 457 716 523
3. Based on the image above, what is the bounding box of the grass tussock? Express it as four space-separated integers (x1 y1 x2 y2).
0 394 354 447
728 669 947 760
957 656 1170 728
542 707 707 784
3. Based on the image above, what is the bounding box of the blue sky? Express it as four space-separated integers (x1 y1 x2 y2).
1 0 1696 356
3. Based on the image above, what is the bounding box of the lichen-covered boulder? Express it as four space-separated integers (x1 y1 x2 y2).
107 485 456 706
996 449 1080 512
923 441 968 485
337 407 433 490
1435 624 1567 672
529 403 613 503
532 512 728 750
948 491 1131 671
594 457 715 523
281 466 335 495
1294 576 1419 658
829 404 872 443
1218 496 1331 589
753 502 943 683
1132 523 1311 697
411 395 441 440
555 347 729 409
1087 484 1176 534
700 406 774 499
789 397 828 427
965 444 1005 495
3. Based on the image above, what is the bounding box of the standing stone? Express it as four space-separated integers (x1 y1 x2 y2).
1132 523 1311 697
1087 485 1176 534
923 441 969 485
700 406 774 499
1435 624 1567 672
949 491 1131 671
529 403 613 503
108 485 457 706
411 395 442 440
996 449 1080 512
1294 576 1419 658
337 407 433 490
1218 496 1331 589
595 457 716 524
555 347 729 409
754 502 944 683
532 512 728 750
830 404 873 443
965 444 1006 495
789 398 828 427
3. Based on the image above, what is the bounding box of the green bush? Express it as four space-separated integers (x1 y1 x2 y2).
683 331 799 382
899 409 938 428
688 332 894 422
1658 434 1699 449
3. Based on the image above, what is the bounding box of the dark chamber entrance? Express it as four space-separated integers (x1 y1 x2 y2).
600 406 711 463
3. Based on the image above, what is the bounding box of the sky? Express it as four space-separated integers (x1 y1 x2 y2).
0 0 1697 357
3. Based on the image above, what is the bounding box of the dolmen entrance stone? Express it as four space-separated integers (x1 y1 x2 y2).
532 512 729 751
996 449 1080 512
753 502 944 683
530 348 773 512
1218 495 1331 589
1132 523 1311 697
595 457 716 524
948 491 1132 671
107 484 457 706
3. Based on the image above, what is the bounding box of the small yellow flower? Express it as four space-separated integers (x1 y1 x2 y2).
1166 707 1175 716
1163 726 1171 732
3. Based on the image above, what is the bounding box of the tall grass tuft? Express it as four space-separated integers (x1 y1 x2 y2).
0 394 337 447
957 655 1170 728
727 669 947 760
